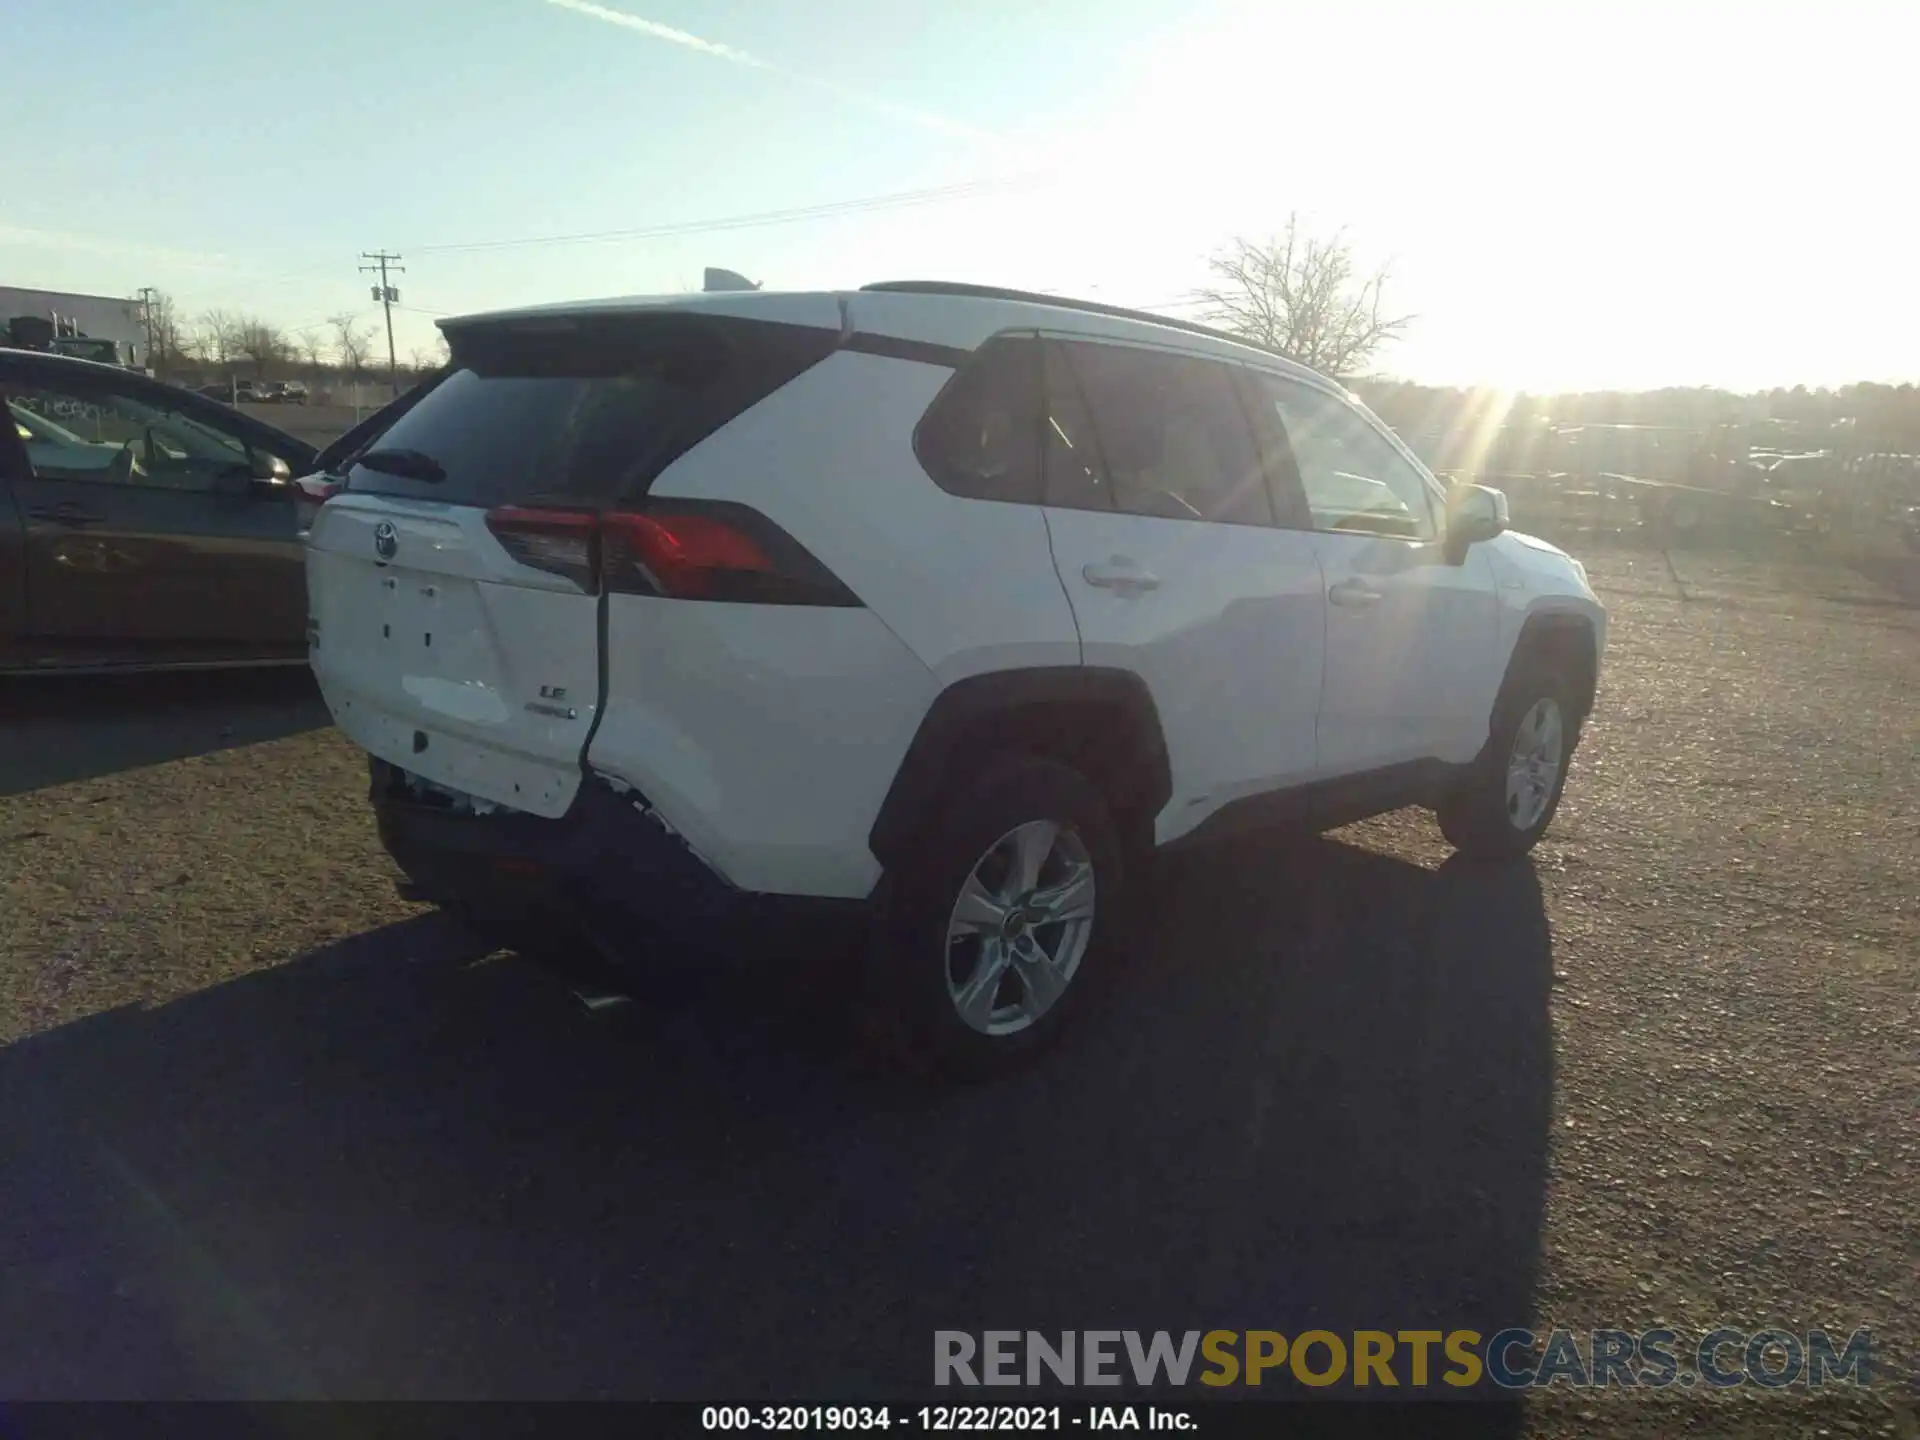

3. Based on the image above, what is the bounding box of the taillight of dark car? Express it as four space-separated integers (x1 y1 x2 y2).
293 476 341 534
483 501 858 606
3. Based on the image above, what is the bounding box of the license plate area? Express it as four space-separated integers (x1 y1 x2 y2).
354 566 507 693
370 568 457 670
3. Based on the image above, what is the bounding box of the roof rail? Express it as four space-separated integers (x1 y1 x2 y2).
859 280 1283 360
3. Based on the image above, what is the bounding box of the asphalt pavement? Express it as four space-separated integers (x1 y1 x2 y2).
0 827 1550 1411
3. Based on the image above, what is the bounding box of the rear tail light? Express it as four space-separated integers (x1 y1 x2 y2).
485 506 599 590
483 501 858 607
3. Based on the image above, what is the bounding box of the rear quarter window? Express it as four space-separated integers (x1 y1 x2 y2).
913 335 1043 505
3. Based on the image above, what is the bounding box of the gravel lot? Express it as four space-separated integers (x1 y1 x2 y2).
1 545 1915 1436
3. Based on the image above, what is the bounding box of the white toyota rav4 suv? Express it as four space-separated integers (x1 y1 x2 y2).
305 281 1605 1074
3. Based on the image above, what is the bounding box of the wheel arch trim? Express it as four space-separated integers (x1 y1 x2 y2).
867 666 1172 869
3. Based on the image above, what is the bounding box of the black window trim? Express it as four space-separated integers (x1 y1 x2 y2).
1039 334 1112 514
910 325 1446 536
1232 365 1314 531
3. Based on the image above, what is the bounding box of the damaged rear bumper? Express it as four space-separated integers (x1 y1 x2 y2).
368 758 868 948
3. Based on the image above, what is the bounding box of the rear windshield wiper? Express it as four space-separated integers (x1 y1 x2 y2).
355 447 447 483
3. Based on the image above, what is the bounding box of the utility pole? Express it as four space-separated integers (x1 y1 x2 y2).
135 286 158 370
359 250 405 398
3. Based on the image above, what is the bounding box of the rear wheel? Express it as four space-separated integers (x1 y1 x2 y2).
874 756 1121 1077
1437 661 1580 861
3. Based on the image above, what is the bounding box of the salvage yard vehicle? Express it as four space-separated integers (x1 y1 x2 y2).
304 283 1607 1074
0 350 318 672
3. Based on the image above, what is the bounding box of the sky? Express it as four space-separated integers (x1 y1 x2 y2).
1 0 1912 393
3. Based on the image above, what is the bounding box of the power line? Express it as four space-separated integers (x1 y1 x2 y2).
359 251 405 398
413 173 1050 257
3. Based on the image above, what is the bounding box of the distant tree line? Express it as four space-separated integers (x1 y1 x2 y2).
1358 380 1920 453
141 290 448 387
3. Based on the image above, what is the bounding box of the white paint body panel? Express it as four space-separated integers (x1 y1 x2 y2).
305 494 601 818
1041 507 1326 842
1310 535 1505 771
645 350 1082 687
585 600 939 898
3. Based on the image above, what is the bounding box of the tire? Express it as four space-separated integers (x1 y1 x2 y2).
872 755 1123 1078
1436 658 1581 862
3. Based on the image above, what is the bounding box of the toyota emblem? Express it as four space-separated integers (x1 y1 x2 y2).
373 521 398 561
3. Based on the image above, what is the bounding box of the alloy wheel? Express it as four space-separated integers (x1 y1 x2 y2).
1505 696 1565 831
944 819 1096 1036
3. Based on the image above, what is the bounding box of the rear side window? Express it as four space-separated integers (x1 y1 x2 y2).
913 335 1043 504
1056 342 1274 526
345 314 838 508
1041 340 1112 511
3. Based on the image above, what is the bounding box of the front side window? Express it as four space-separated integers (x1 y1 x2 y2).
1055 341 1272 526
1261 376 1438 540
6 385 252 491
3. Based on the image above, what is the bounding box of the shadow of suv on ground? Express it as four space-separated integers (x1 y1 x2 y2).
0 832 1551 1427
0 669 328 797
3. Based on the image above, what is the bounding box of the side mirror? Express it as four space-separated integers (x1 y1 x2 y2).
1444 484 1509 564
249 450 293 497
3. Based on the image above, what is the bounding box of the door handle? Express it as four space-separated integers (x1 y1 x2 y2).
26 502 107 527
1082 559 1160 594
1327 578 1383 608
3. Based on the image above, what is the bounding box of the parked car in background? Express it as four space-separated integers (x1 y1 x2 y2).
0 351 319 672
279 379 310 405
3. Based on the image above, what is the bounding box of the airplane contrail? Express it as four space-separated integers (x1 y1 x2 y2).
542 0 992 142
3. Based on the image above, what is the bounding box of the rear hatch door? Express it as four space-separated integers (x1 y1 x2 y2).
304 302 841 817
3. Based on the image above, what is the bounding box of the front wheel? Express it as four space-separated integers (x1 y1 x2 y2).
874 756 1121 1078
1437 665 1580 861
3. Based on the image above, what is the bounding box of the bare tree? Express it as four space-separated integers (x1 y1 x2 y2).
1198 214 1413 377
329 311 374 379
234 317 290 375
143 291 190 375
296 329 327 374
406 345 437 376
194 309 243 369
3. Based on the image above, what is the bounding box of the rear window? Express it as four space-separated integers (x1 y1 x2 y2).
345 313 838 508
